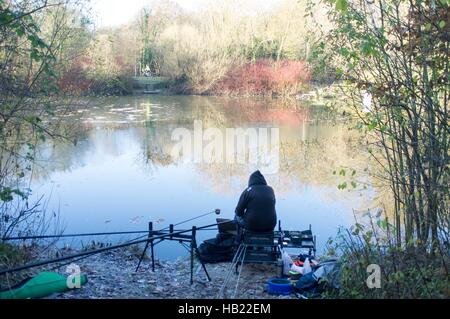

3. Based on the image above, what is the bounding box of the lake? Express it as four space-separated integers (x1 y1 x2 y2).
29 95 376 259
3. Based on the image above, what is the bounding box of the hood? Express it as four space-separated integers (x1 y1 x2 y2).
248 170 267 186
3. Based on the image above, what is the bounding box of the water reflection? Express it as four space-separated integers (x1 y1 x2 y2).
30 95 375 258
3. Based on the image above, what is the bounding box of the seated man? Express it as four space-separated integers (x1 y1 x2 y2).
234 170 277 235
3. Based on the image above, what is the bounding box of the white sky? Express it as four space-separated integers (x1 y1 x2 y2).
91 0 279 27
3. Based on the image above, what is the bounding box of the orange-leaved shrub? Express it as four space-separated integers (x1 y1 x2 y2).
212 59 311 96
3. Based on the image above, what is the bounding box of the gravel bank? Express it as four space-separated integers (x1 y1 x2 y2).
53 250 295 299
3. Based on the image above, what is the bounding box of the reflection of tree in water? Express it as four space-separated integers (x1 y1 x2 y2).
188 96 315 128
141 120 173 171
193 122 373 209
28 113 89 180
277 124 371 203
280 125 364 183
30 95 376 211
144 96 374 207
111 96 375 209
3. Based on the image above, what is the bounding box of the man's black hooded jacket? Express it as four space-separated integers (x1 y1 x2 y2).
235 171 277 232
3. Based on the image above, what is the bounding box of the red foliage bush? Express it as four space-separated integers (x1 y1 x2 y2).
57 56 132 96
57 56 93 95
212 59 311 96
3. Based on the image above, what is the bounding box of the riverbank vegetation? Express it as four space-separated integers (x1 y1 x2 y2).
0 0 86 246
316 0 449 298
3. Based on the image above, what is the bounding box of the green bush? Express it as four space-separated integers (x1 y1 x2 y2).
88 76 133 96
326 216 449 299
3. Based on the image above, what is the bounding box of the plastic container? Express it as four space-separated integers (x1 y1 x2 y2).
266 278 293 295
282 251 293 275
290 263 304 274
303 258 312 274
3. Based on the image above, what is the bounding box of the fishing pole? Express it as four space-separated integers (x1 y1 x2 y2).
159 209 221 230
1 230 150 241
1 209 222 241
48 232 152 272
0 219 233 276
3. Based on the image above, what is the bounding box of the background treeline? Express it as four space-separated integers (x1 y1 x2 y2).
60 0 333 96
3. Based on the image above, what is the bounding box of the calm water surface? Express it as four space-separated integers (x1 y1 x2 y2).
30 95 375 259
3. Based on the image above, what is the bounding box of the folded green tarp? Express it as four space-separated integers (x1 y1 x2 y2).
0 271 88 299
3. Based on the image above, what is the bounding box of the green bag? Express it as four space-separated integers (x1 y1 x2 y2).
0 271 88 299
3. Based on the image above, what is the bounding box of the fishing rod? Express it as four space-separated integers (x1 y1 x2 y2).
48 232 152 272
1 209 221 241
0 219 232 276
1 230 150 241
163 209 221 229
